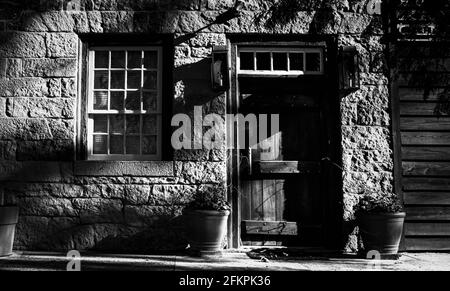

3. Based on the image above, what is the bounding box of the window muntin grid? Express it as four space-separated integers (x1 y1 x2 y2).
238 47 324 75
87 47 162 160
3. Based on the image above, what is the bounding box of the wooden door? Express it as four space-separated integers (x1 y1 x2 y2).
238 77 327 246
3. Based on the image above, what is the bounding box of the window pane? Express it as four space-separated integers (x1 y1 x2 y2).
143 71 157 89
256 52 271 70
110 91 124 110
127 51 142 68
289 53 304 70
127 71 142 89
142 136 157 155
126 136 140 154
111 51 125 68
240 52 254 70
142 115 157 135
109 115 124 134
94 71 108 89
93 135 107 154
110 71 125 89
305 52 321 71
273 52 288 71
126 115 140 134
95 51 109 68
143 91 157 111
125 91 140 110
144 51 157 69
93 91 108 110
110 135 124 154
93 115 107 133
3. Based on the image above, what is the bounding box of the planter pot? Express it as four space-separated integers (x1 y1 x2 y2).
0 206 19 257
358 212 405 255
184 210 230 253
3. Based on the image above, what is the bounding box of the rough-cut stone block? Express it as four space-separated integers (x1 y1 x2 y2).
159 184 197 205
178 161 226 184
341 101 357 125
48 78 62 97
356 101 390 126
205 0 234 10
73 198 124 223
48 119 74 140
19 197 77 216
0 98 6 117
6 59 22 78
7 98 75 118
85 11 103 32
177 11 208 33
342 126 391 151
23 58 77 77
18 12 49 32
99 184 125 199
0 140 16 160
124 205 164 227
124 185 151 205
339 12 373 34
174 149 209 161
101 11 134 32
62 78 76 97
189 33 226 47
16 139 74 161
14 216 80 250
72 12 90 33
360 73 388 85
342 149 393 173
74 161 175 177
0 118 52 140
0 58 5 77
46 33 78 58
0 32 46 58
0 78 49 97
0 161 68 182
39 11 75 32
342 171 393 198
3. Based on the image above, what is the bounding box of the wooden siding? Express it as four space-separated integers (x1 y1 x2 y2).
396 42 450 251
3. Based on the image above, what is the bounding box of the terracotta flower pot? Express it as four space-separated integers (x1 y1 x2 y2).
185 209 230 253
0 206 19 257
358 212 405 255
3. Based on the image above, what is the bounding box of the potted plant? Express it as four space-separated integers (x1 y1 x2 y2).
355 193 405 255
0 190 19 257
184 186 231 255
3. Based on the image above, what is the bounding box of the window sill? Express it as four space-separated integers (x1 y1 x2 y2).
74 161 174 177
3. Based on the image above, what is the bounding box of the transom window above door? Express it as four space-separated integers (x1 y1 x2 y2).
238 47 324 76
87 47 162 160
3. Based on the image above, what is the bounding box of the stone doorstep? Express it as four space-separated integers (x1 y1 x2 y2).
1 251 450 271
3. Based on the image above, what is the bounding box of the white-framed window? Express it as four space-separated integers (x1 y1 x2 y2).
87 46 162 160
238 47 324 76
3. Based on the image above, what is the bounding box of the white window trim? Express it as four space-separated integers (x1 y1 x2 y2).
87 46 163 161
238 47 324 76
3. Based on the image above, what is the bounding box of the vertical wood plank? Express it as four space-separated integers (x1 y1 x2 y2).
240 181 251 221
263 179 276 221
251 180 263 221
275 179 285 221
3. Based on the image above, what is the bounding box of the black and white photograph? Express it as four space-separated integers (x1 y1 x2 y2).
0 0 449 282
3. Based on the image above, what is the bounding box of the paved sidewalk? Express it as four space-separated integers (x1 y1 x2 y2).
0 250 449 271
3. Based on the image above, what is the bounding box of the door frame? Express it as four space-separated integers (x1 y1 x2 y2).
225 34 343 250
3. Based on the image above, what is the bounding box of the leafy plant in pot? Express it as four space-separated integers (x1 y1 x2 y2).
0 190 19 257
184 186 231 255
355 193 405 255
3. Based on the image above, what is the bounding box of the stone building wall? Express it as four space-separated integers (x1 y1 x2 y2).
0 0 392 252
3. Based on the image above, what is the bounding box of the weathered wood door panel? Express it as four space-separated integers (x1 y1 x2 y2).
238 76 326 246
